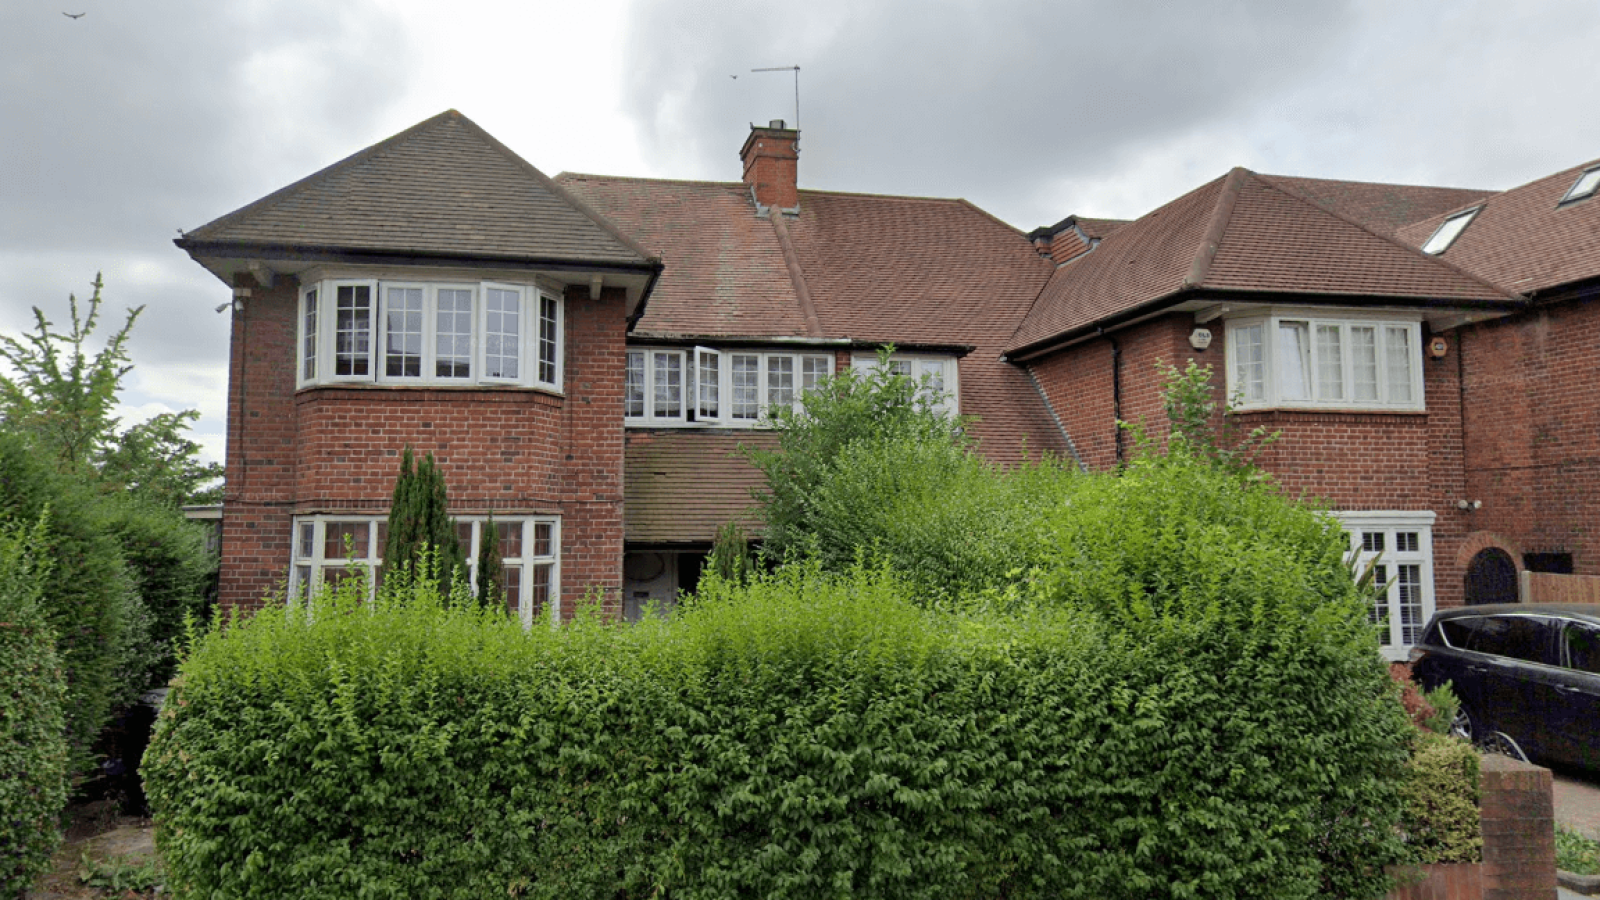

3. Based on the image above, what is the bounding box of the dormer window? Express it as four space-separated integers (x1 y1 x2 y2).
1420 208 1480 255
1560 166 1600 205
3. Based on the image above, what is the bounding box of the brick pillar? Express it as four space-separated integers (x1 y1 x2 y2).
1479 754 1557 900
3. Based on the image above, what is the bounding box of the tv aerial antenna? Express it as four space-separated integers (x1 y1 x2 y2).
751 65 801 129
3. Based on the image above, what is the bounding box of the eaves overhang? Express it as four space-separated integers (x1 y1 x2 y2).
176 238 664 321
1002 286 1527 364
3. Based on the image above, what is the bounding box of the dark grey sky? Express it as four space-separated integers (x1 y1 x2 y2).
3 0 1597 464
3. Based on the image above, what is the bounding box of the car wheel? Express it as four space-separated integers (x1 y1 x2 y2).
1479 730 1530 764
1449 707 1474 743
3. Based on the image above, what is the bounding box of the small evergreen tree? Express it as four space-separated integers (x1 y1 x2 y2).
382 446 465 596
476 512 505 611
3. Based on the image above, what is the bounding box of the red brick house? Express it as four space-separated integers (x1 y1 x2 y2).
181 109 1600 656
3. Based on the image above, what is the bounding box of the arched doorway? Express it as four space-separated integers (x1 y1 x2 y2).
1465 548 1518 605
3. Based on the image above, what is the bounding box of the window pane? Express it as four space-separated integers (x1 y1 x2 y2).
484 288 520 379
384 287 424 378
1314 324 1343 401
532 522 553 558
768 355 795 410
652 353 682 418
538 294 558 384
1385 327 1414 405
324 521 369 559
530 564 551 621
1567 624 1600 675
1372 564 1390 645
802 356 831 392
731 354 760 420
1396 532 1419 554
456 522 474 560
1396 564 1424 645
497 521 523 557
1277 321 1311 401
301 289 318 381
1350 326 1379 402
298 522 315 560
435 289 473 379
503 564 522 618
697 352 719 419
334 285 372 376
1362 532 1385 553
1234 324 1265 402
625 352 645 417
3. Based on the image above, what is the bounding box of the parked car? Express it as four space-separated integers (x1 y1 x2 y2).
1411 603 1600 771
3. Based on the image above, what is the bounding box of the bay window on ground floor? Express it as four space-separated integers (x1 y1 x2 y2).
289 514 559 626
1337 510 1436 661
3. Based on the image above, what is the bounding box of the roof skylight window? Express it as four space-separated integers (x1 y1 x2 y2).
1560 166 1600 205
1421 207 1479 255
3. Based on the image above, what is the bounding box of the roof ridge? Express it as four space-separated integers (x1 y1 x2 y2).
556 172 745 190
186 109 460 238
765 207 824 338
1185 167 1249 288
1259 173 1520 300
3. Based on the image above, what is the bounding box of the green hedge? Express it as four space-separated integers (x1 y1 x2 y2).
0 517 69 897
148 556 1407 899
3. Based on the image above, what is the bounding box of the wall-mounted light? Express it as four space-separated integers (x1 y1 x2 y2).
1428 336 1449 359
1189 327 1213 351
1456 499 1482 510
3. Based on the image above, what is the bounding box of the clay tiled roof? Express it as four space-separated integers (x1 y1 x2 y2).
1394 157 1600 296
555 175 809 338
1073 217 1131 240
624 431 773 544
1007 168 1517 356
1264 176 1492 235
180 111 651 267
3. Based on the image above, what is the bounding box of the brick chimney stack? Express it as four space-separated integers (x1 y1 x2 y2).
740 120 799 211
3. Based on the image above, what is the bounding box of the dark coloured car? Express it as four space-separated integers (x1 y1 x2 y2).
1411 603 1600 771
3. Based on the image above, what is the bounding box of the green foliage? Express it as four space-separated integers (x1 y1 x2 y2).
78 853 164 893
0 430 139 774
102 495 214 687
149 538 1409 899
747 346 969 562
1140 360 1276 473
0 515 69 898
0 275 222 505
475 512 504 611
707 520 755 585
1398 732 1481 864
1557 826 1600 876
383 446 466 598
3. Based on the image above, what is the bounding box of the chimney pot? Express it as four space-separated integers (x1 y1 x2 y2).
769 119 786 129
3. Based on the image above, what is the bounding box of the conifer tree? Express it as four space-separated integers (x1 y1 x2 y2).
383 446 465 596
475 512 505 612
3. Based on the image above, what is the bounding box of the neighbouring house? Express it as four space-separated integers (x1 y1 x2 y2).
179 109 1600 658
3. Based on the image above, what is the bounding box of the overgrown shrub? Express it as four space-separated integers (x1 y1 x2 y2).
0 516 70 897
102 495 214 689
149 541 1409 899
1398 732 1480 864
0 430 138 773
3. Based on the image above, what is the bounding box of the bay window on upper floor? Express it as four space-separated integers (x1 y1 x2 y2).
626 347 835 426
298 279 562 391
1226 311 1423 412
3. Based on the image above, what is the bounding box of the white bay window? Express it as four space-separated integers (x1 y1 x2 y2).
289 514 560 627
298 279 562 390
1227 314 1422 411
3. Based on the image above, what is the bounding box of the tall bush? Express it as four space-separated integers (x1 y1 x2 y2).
383 446 465 595
0 516 69 898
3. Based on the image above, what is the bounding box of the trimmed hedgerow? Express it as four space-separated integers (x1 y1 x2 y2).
148 493 1409 900
0 516 70 898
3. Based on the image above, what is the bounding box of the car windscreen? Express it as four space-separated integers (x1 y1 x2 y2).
1440 615 1557 665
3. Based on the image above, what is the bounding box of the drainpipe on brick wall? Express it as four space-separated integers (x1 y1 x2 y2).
1108 332 1124 465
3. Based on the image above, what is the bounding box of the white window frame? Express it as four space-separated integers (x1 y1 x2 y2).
288 514 561 627
625 346 834 427
1226 312 1424 412
1421 207 1480 255
1337 511 1436 661
297 279 562 392
850 352 960 417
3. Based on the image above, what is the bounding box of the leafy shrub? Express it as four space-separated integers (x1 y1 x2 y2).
0 516 70 897
149 538 1409 899
0 430 138 773
1390 667 1461 735
102 494 214 689
1398 731 1480 864
1557 826 1600 876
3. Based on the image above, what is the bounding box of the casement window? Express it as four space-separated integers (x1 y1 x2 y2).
288 515 560 627
297 280 562 391
625 347 832 426
850 352 960 416
1227 315 1423 412
1339 511 1435 661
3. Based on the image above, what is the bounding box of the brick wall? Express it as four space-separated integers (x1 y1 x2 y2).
1461 296 1600 577
219 276 628 616
1025 313 1473 610
1479 754 1557 900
